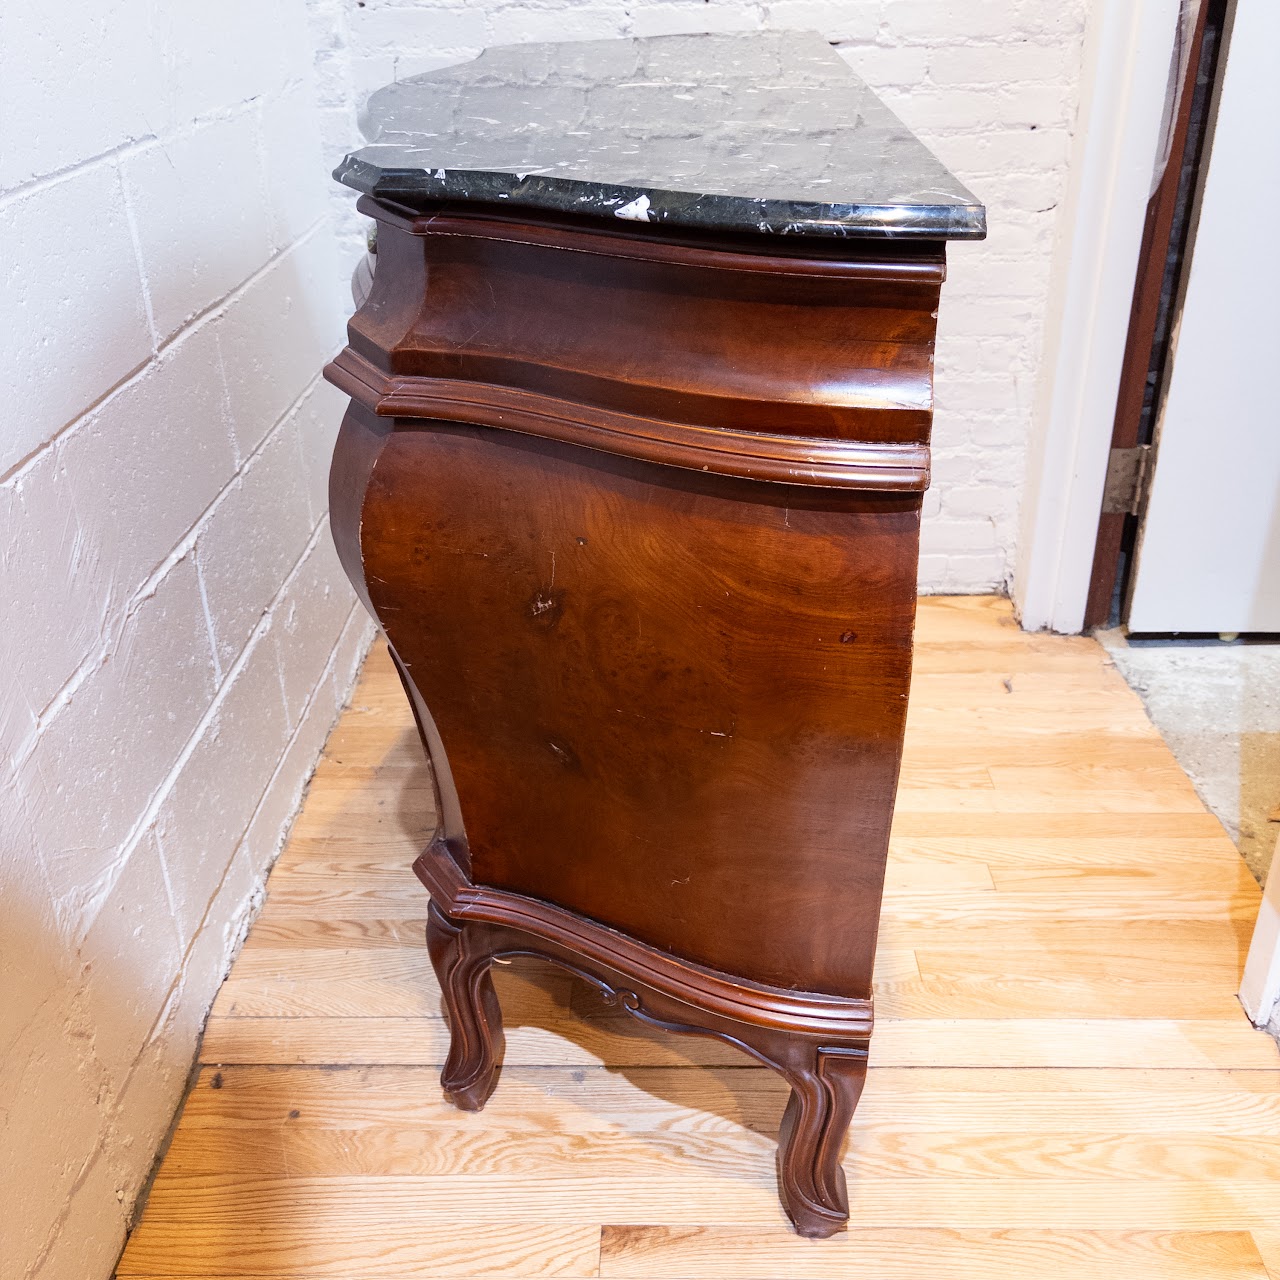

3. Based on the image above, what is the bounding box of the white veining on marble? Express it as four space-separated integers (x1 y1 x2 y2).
614 193 652 222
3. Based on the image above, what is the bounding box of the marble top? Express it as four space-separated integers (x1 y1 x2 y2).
336 31 985 240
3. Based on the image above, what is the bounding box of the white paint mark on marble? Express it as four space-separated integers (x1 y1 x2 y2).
614 194 652 222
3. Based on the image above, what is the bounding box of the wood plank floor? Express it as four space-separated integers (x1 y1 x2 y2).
118 596 1280 1279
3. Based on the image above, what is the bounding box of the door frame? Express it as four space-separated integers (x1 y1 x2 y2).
1012 0 1182 634
1081 0 1222 630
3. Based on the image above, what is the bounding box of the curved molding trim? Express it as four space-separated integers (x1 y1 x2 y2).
327 348 930 492
414 837 875 1040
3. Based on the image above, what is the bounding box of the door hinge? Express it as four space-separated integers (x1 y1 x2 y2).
1102 444 1152 516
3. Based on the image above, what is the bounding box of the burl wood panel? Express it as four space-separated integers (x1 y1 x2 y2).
325 199 946 1236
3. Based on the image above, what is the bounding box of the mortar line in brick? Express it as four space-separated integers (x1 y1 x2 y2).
151 826 185 943
148 217 329 359
0 92 296 212
65 518 341 941
134 601 368 1084
0 218 329 489
250 99 277 253
117 160 161 354
274 628 297 729
26 540 210 748
24 368 332 766
0 352 151 487
22 1142 112 1279
225 597 367 889
0 138 158 211
194 555 226 687
105 607 372 1271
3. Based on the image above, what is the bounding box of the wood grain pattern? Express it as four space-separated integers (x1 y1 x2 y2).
119 598 1280 1279
341 199 942 446
196 1012 1278 1072
599 1226 1270 1279
121 1218 598 1278
121 1172 1280 1231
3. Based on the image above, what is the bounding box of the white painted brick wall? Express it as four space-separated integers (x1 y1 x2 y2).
304 0 1091 593
0 7 373 1279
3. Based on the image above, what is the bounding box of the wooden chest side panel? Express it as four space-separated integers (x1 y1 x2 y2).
347 215 942 445
359 424 918 998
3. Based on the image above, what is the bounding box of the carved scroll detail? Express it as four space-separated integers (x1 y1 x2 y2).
423 892 870 1238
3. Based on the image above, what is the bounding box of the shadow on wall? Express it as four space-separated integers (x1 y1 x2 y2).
0 212 365 1278
0 825 251 1276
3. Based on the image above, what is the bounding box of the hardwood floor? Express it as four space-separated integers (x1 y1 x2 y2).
117 596 1280 1278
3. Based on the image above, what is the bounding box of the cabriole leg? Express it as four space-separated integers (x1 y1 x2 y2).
776 1045 869 1238
425 902 505 1110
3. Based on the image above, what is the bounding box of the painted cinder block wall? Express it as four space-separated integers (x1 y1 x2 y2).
305 0 1091 594
0 7 372 1278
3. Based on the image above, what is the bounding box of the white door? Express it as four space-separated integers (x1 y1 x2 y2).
1126 0 1280 634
